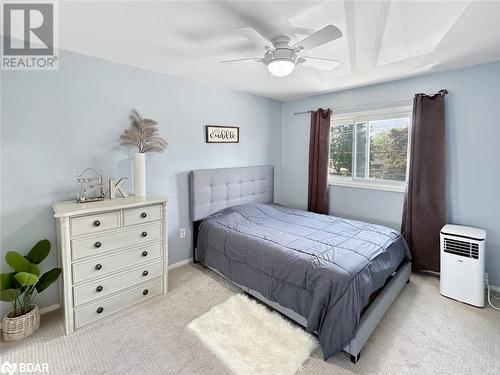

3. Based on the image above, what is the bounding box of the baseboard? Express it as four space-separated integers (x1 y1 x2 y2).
168 258 193 270
39 303 60 314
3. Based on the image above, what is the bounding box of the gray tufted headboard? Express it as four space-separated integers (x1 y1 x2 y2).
189 166 274 222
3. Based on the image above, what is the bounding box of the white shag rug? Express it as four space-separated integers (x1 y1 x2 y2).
188 294 317 375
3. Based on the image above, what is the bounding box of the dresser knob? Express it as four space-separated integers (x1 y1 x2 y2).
94 241 102 248
141 231 148 237
142 289 149 295
96 307 104 314
141 212 147 218
93 220 101 227
95 264 102 270
142 270 149 276
142 251 148 257
96 285 103 292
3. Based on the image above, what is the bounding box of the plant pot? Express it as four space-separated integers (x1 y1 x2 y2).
133 153 146 196
2 305 40 341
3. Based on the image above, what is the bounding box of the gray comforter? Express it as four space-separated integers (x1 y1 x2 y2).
196 203 411 359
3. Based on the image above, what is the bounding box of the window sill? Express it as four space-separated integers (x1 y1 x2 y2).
329 180 406 193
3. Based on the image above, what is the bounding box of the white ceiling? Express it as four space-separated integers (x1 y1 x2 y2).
54 1 500 100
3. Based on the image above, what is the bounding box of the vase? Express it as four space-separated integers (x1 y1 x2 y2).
2 305 40 341
133 153 146 196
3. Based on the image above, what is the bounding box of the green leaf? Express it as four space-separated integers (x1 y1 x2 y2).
28 264 40 277
0 273 14 290
10 272 22 289
0 288 21 302
5 251 31 272
15 272 39 287
35 268 61 293
25 239 51 265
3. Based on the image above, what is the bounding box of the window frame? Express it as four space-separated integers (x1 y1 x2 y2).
329 106 412 193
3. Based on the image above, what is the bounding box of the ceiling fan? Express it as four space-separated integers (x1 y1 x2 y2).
221 25 342 77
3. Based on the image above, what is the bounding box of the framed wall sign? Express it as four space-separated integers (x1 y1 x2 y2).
205 125 239 143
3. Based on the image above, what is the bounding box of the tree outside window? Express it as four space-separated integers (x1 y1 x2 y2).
329 114 410 185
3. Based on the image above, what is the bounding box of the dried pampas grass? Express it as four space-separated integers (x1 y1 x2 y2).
120 109 168 153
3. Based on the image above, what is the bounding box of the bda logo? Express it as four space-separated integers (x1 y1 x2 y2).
0 361 17 375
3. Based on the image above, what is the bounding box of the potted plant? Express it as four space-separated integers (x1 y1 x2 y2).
0 239 61 341
120 109 168 197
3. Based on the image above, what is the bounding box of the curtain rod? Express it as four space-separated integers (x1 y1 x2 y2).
292 90 448 115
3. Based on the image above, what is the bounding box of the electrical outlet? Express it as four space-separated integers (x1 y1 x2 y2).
180 228 187 239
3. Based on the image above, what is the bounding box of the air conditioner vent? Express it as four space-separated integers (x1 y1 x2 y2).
440 224 486 307
444 238 479 259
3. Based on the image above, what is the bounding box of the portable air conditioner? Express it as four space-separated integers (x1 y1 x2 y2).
440 224 486 307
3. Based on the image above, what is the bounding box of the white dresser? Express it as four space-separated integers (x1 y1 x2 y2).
52 194 168 334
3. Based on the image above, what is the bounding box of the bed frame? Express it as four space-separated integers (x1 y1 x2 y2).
189 165 411 363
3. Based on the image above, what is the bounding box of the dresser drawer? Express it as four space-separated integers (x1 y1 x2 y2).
72 242 162 283
123 204 162 227
70 211 120 237
71 221 162 260
73 261 163 306
74 279 162 329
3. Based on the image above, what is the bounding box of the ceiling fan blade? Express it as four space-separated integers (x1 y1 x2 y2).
293 25 342 51
300 57 340 71
220 57 264 63
236 27 272 48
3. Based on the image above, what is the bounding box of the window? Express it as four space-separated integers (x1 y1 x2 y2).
329 107 411 191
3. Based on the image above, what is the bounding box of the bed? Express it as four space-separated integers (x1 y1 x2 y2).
189 165 411 362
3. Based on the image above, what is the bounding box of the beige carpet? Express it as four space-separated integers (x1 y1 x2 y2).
1 264 499 375
188 294 316 375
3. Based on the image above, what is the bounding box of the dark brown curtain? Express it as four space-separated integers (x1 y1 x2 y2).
308 108 332 214
402 90 447 272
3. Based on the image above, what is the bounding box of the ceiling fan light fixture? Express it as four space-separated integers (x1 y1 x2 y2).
267 59 295 77
224 25 343 77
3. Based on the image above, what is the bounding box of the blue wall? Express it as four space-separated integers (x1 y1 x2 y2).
281 61 500 287
328 186 405 230
2 50 499 315
0 50 282 314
